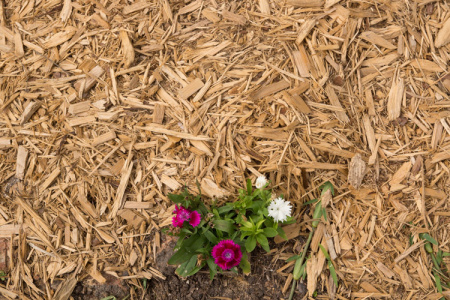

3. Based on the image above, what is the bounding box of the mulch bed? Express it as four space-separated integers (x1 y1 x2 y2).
0 0 449 299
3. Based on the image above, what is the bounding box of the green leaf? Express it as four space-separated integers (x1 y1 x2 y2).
322 207 328 221
168 248 191 265
329 262 339 287
277 226 287 240
196 179 202 195
263 227 278 238
176 255 198 277
256 234 269 246
217 204 234 214
255 219 265 230
436 250 443 265
183 234 206 251
206 258 218 281
168 193 185 204
239 251 251 274
261 242 270 252
203 230 218 244
100 296 117 300
175 232 186 248
319 181 334 196
293 258 303 280
312 201 323 228
319 244 331 260
213 219 235 234
247 179 252 195
241 221 253 229
142 278 148 290
434 271 443 293
250 200 264 212
245 235 257 252
301 261 307 280
302 198 319 206
422 233 438 245
286 254 301 263
257 234 270 252
185 264 203 277
319 245 339 287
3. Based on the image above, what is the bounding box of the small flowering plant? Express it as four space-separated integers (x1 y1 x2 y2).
165 177 294 280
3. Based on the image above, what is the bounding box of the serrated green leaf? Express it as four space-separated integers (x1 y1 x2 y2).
245 235 257 252
263 227 278 238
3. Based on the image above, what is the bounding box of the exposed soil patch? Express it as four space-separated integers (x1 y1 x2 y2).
149 237 301 300
72 274 130 300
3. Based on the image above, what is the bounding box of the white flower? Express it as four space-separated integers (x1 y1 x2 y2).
268 197 292 223
255 176 267 189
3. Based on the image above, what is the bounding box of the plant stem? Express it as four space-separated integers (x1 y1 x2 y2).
288 228 315 300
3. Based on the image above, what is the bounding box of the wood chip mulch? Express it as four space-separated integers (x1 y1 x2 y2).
0 0 449 299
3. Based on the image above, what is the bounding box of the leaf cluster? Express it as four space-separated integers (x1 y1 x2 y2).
166 179 292 280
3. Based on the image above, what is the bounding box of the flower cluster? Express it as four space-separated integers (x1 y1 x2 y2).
167 175 294 278
172 205 201 228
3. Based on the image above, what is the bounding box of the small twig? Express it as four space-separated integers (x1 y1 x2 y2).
36 51 70 75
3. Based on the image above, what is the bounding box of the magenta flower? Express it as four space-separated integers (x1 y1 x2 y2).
172 205 201 228
211 240 242 270
189 210 201 227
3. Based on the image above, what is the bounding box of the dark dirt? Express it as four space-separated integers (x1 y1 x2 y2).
68 235 305 300
72 274 130 300
148 237 302 300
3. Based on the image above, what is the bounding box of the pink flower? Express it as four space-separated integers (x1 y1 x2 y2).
172 205 201 228
211 240 242 270
189 210 201 227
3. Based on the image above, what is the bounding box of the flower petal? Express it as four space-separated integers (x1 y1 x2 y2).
189 210 201 227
